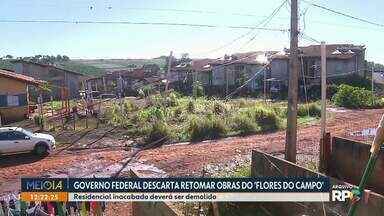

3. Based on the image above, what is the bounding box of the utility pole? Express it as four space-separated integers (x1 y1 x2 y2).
320 42 327 138
372 65 374 106
165 51 173 91
319 42 328 172
285 0 299 163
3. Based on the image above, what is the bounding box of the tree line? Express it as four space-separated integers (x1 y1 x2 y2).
1 54 70 65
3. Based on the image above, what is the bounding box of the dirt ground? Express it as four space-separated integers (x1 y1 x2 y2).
0 107 383 215
138 108 383 176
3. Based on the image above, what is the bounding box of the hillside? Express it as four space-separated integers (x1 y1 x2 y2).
71 57 167 72
0 56 167 77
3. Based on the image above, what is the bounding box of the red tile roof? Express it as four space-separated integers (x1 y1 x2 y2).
0 69 44 85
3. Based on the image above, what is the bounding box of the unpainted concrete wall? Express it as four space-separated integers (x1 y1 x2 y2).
252 150 384 216
329 136 384 195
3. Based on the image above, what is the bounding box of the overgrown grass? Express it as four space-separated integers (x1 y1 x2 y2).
104 93 319 145
298 102 321 117
188 115 228 141
232 165 251 177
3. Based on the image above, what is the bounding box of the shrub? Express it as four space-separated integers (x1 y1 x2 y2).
332 74 371 90
187 100 195 113
332 84 380 108
106 104 123 124
241 107 281 132
144 121 174 145
123 100 138 112
165 92 180 107
212 101 227 115
237 98 248 108
188 116 227 141
173 106 183 118
142 85 153 96
233 114 260 135
192 81 204 98
271 106 286 118
298 103 321 117
34 115 44 127
137 107 165 122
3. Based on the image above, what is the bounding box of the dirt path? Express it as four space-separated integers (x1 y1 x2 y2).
137 108 384 176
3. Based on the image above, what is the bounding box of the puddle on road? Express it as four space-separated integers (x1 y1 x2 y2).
349 128 376 137
46 148 167 178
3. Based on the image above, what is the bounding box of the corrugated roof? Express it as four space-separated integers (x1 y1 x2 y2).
0 69 44 85
191 59 215 71
271 44 365 60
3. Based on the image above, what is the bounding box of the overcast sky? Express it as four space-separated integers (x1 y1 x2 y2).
1 0 384 63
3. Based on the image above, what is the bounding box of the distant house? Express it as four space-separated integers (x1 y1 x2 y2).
169 59 214 89
84 65 162 97
0 69 44 124
269 44 366 90
210 52 270 92
168 52 271 95
12 60 87 100
191 59 215 87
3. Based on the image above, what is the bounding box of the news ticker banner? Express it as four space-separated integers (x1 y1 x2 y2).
20 177 331 202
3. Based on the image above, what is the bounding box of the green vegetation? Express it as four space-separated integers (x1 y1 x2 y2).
33 115 44 127
104 93 318 146
188 115 228 141
192 81 204 98
0 55 166 77
58 62 105 76
72 58 166 72
332 84 384 108
0 59 14 70
143 121 174 145
232 165 251 177
297 102 321 117
233 114 260 135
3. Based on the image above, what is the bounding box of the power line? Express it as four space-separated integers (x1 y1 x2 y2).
117 7 284 18
302 0 384 28
199 0 288 55
300 32 321 44
0 19 287 31
225 65 268 99
239 0 288 49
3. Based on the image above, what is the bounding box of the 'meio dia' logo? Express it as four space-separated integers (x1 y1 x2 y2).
25 179 64 191
331 185 354 201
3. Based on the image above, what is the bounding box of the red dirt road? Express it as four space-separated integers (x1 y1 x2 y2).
137 108 384 176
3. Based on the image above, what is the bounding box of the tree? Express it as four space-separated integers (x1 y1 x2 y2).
56 55 63 62
62 55 70 61
5 55 13 59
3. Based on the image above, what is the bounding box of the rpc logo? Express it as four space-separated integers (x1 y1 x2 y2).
332 190 353 201
331 185 355 202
